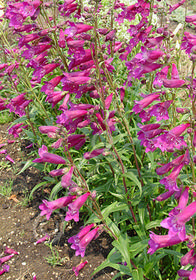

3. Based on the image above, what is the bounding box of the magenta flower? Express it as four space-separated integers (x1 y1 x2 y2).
0 265 9 276
181 249 194 266
4 247 19 255
49 168 65 177
156 150 190 176
5 155 15 163
186 15 196 23
83 148 106 159
73 227 100 257
68 223 95 250
148 232 185 255
39 195 76 220
163 79 186 88
178 269 191 278
154 123 190 152
0 149 7 154
148 100 173 121
33 145 66 164
39 126 59 138
65 192 91 222
132 93 160 114
41 75 63 94
32 63 60 83
61 166 74 188
161 201 196 241
159 163 184 192
46 91 67 107
0 254 14 265
6 93 32 117
72 261 88 276
156 190 175 202
36 234 50 244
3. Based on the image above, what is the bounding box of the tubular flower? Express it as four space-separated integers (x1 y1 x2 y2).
161 200 196 241
39 195 76 220
33 145 66 164
71 227 100 257
39 126 59 138
68 224 95 250
132 93 160 114
159 163 185 192
65 192 91 222
6 93 32 117
72 261 88 276
154 123 190 152
0 265 9 276
148 232 186 255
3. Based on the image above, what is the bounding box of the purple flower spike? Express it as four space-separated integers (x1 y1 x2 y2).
72 261 88 276
0 254 14 265
36 234 50 244
0 265 9 275
4 247 19 255
33 145 66 164
39 195 76 220
65 192 91 222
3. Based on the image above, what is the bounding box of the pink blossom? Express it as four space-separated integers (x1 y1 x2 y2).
148 232 185 255
4 247 19 255
39 195 76 220
181 249 194 266
65 192 90 222
132 93 160 114
6 93 32 117
0 149 7 154
68 224 94 250
36 234 50 244
154 123 190 152
163 79 186 88
159 163 184 192
0 254 14 265
61 166 74 188
72 261 88 276
5 155 15 163
0 265 9 275
39 126 59 138
33 145 66 164
83 148 106 159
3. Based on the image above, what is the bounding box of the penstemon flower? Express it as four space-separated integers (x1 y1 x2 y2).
39 195 76 220
72 261 88 276
33 145 66 164
65 192 91 222
161 200 196 241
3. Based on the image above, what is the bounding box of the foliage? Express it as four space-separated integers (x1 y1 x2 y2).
0 0 196 279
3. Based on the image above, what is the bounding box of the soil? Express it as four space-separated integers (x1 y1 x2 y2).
0 124 117 280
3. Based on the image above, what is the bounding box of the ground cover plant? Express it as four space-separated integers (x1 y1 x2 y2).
1 0 196 279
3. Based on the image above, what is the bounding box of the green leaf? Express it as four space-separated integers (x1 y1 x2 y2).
145 220 161 230
123 172 142 195
16 160 33 175
29 181 48 200
112 234 132 271
132 268 144 280
129 240 148 258
49 182 62 200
